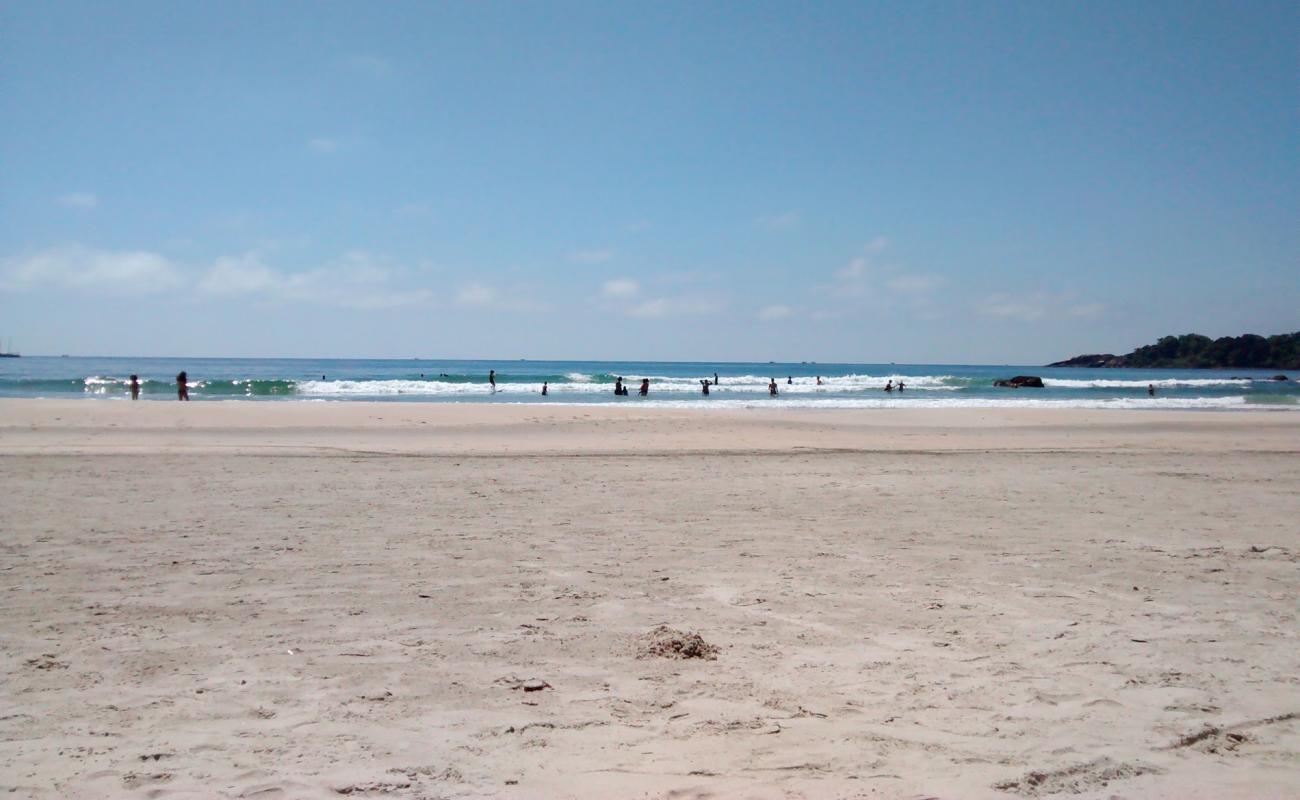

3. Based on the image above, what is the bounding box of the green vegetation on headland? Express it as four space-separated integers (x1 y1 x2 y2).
1048 332 1300 369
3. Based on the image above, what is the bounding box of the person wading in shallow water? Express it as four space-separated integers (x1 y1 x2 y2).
489 370 496 392
639 378 649 396
129 375 140 400
176 371 189 401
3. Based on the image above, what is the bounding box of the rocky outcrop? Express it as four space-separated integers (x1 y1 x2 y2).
1049 331 1299 369
994 375 1045 388
1046 354 1126 368
1272 374 1289 381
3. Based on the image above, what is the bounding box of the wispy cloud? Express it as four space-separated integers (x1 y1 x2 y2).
1067 302 1106 318
886 274 946 294
455 282 547 311
0 245 182 293
307 137 340 155
57 192 98 209
601 278 640 299
755 210 802 231
200 250 434 309
1 244 448 310
568 248 614 264
627 295 724 318
757 304 793 320
975 292 1105 321
835 256 870 281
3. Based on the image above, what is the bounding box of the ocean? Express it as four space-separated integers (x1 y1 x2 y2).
1 356 1296 410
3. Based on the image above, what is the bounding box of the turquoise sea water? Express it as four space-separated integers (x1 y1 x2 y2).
1 356 1296 410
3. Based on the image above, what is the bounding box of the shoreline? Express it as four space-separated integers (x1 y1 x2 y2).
2 398 1299 456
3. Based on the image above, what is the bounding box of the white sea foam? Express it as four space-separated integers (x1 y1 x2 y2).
1043 377 1253 388
293 374 963 397
577 396 1267 410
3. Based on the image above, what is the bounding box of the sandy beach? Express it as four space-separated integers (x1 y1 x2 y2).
1 400 1297 799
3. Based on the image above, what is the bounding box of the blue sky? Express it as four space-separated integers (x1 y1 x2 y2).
1 1 1295 362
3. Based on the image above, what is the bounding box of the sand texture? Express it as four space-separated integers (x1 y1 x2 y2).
1 400 1298 799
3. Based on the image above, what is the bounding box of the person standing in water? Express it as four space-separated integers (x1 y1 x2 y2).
614 377 624 396
714 372 719 386
768 378 778 397
816 376 823 386
639 378 649 396
176 371 189 401
488 370 496 392
541 381 548 396
884 380 893 392
129 375 140 400
898 381 905 392
1148 384 1155 397
700 379 710 395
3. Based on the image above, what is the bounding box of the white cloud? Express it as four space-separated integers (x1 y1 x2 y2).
755 210 802 230
758 304 793 320
835 256 869 280
456 283 497 307
200 250 434 309
975 292 1104 322
57 192 98 209
865 235 889 252
455 281 546 312
1068 302 1106 318
307 137 340 154
601 278 640 299
627 295 723 318
0 245 182 293
568 248 614 264
976 293 1046 320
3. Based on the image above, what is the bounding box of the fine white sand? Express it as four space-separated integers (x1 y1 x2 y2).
1 400 1297 799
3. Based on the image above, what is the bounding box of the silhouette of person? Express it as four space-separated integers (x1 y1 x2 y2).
615 378 624 396
768 378 778 397
1148 384 1155 397
701 379 710 396
489 370 496 391
714 372 719 385
884 380 893 392
787 376 793 384
129 375 140 400
898 381 906 392
176 371 189 401
816 376 823 386
542 382 548 396
639 378 649 396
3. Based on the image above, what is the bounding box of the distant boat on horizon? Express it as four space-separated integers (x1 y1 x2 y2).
0 339 19 357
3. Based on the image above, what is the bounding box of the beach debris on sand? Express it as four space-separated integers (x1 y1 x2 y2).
636 625 719 660
496 675 553 692
993 757 1159 796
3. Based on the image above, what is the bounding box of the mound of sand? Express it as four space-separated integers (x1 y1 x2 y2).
636 625 718 660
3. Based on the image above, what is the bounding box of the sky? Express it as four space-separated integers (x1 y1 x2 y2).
1 0 1296 363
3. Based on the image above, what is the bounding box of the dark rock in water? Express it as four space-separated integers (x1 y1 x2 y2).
1271 374 1289 381
1046 354 1124 368
994 375 1045 388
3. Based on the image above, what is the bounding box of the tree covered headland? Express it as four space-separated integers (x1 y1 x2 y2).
1049 332 1300 369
